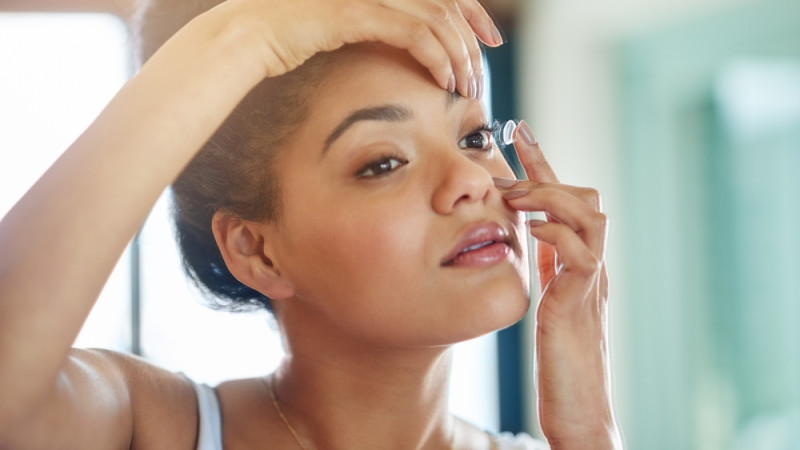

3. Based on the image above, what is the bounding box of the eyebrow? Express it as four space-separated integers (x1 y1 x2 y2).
322 91 465 154
446 89 462 108
322 105 412 153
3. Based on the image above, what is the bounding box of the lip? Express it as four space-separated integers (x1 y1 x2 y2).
441 221 514 267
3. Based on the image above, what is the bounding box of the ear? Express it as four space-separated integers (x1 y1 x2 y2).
211 211 295 300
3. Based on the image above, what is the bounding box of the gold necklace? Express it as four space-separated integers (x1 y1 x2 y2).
266 376 456 450
267 376 309 450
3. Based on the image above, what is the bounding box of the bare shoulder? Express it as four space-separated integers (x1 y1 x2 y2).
2 348 198 450
94 349 199 450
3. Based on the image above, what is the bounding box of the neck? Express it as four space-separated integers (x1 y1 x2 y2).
272 329 455 449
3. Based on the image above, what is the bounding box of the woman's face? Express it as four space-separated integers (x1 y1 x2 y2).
267 44 530 348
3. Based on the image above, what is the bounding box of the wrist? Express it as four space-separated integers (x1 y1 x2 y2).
178 6 269 83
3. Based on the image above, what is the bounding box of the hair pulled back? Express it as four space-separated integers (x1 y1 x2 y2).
133 0 331 312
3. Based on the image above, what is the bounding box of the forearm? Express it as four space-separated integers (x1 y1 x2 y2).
0 11 265 425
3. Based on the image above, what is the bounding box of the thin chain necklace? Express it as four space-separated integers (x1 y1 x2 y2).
267 376 309 449
266 375 456 450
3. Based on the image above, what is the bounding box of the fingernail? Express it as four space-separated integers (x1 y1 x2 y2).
528 219 546 227
447 74 456 93
469 75 477 99
491 26 504 46
517 120 538 146
503 188 528 199
476 73 485 100
493 176 517 189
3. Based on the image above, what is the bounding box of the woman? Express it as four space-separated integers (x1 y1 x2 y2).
0 0 621 448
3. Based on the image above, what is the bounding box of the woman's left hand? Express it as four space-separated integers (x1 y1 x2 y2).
494 121 622 449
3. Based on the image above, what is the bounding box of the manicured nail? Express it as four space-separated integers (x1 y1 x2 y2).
447 74 456 93
491 26 504 46
503 188 529 199
476 73 485 100
469 75 477 99
493 177 517 189
517 120 538 146
528 219 547 227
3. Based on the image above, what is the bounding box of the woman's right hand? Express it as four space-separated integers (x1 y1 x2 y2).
193 0 502 97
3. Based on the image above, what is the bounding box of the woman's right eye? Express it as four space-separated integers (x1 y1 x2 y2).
357 156 408 178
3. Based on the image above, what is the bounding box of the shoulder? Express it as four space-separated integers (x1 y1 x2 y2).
81 349 200 450
0 349 199 450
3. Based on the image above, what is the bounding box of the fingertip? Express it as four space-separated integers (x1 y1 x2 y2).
446 73 456 93
502 188 529 200
492 176 517 189
490 25 505 46
516 120 538 146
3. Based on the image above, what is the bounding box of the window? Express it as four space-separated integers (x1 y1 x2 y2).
0 12 130 351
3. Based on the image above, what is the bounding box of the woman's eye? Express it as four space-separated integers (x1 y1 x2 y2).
458 129 493 152
357 156 407 178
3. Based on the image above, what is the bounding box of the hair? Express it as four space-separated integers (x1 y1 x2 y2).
133 0 334 312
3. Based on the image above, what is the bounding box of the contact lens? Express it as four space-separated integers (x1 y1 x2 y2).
500 120 517 146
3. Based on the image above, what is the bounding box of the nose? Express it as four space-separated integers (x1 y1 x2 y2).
430 150 494 215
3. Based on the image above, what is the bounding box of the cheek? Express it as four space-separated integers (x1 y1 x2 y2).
488 149 517 179
281 186 429 302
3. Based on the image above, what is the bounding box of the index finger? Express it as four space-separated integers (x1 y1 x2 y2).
513 120 559 184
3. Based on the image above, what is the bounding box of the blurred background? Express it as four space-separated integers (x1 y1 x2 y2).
1 0 799 448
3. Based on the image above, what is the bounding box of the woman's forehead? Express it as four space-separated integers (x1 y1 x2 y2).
312 45 474 121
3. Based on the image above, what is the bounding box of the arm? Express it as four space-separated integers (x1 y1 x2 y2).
496 120 623 449
0 0 502 445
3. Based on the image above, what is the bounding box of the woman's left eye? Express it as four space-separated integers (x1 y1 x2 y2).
458 129 494 152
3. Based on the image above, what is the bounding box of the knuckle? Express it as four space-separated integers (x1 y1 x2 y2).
591 212 608 230
579 187 602 209
409 20 432 42
576 253 602 275
426 4 450 23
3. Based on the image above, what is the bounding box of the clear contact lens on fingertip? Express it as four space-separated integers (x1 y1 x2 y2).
502 120 518 145
494 119 517 146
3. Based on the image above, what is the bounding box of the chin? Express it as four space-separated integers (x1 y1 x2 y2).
443 276 532 345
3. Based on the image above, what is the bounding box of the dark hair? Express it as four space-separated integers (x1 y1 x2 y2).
133 0 333 312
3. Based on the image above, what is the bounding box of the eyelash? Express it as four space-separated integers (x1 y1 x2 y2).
355 122 500 179
356 153 409 179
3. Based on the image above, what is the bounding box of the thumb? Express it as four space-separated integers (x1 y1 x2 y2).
537 239 557 293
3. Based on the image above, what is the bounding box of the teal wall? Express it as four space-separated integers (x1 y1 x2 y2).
617 1 800 448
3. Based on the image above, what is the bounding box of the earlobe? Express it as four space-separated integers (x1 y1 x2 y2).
211 212 295 300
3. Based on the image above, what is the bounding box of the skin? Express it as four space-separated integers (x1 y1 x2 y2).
0 0 621 448
213 44 530 448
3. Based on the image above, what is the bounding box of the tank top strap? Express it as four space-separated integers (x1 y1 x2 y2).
185 376 223 450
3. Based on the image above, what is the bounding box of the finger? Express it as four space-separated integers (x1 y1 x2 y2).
450 2 485 99
503 185 608 258
381 0 475 98
340 5 454 90
494 176 604 213
513 120 558 184
455 0 504 46
528 220 602 303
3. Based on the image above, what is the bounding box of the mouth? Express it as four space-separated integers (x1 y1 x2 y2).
442 221 519 267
